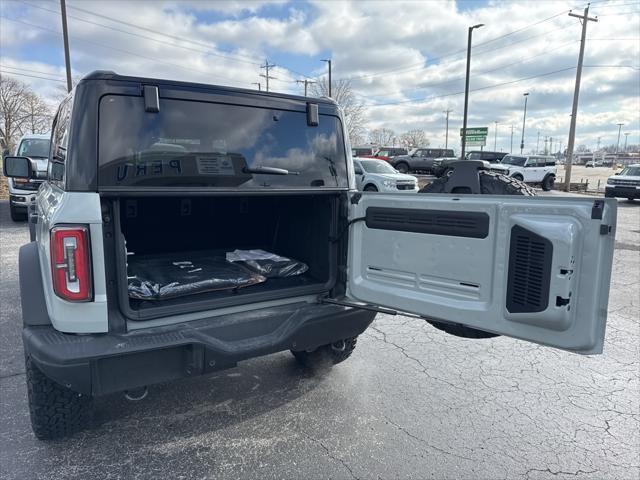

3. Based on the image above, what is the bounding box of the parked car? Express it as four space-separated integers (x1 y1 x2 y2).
490 154 557 191
352 146 376 157
605 164 640 200
6 133 50 221
432 150 507 177
2 71 617 440
353 158 418 192
390 148 456 174
362 146 408 162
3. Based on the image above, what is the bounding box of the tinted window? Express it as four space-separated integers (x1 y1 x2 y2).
18 139 50 158
502 155 526 166
98 96 348 189
442 149 454 157
360 159 397 174
49 96 72 184
353 162 363 174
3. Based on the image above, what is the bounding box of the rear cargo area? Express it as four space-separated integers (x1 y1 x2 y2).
117 194 339 319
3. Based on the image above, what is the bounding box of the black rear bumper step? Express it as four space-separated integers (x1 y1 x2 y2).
23 302 376 396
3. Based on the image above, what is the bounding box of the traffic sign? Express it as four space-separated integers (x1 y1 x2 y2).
460 127 488 136
463 134 487 142
464 138 486 147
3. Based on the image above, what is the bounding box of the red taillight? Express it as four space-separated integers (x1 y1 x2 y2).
50 226 93 302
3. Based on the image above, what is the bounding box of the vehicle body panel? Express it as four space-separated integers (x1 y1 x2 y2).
347 193 616 354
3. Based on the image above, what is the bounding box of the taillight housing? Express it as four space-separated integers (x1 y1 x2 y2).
50 226 93 302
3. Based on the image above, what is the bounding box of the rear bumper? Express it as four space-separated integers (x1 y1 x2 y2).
605 186 640 199
23 302 376 396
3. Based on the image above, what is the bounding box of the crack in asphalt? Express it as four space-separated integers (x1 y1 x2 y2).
300 430 358 479
382 414 476 463
524 467 598 478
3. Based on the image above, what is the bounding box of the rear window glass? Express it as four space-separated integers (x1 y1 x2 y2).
98 95 348 189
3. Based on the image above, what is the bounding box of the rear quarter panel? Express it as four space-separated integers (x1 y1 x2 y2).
36 183 108 333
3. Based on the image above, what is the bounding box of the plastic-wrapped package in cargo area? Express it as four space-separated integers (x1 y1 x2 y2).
128 250 266 301
226 249 308 278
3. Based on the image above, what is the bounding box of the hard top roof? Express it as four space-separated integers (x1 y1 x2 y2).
79 70 337 105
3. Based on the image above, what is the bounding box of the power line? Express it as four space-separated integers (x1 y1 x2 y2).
339 12 573 82
2 16 244 86
364 67 576 108
0 64 66 78
18 0 262 66
0 69 67 83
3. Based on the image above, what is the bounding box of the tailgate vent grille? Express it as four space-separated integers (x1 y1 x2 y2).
365 207 489 238
506 225 553 313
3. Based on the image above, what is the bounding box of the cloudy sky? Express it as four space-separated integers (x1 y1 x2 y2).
1 0 638 152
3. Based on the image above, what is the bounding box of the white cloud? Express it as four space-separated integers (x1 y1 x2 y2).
1 0 638 151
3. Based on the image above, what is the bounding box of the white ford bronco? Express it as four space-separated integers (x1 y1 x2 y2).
491 154 557 191
3 72 617 439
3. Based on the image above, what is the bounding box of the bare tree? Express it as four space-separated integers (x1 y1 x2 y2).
311 77 366 144
368 128 396 146
23 92 53 135
0 75 30 153
400 129 428 149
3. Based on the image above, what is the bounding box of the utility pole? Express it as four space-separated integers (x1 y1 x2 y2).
252 82 261 91
596 136 601 151
520 92 529 154
296 79 316 97
536 131 540 154
443 109 452 149
494 121 499 150
624 132 630 153
321 59 332 97
549 137 553 156
60 0 72 92
544 136 548 154
510 125 514 153
563 5 597 191
461 23 484 161
260 60 276 92
615 123 623 153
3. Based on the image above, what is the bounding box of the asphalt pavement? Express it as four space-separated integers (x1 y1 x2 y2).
0 198 638 480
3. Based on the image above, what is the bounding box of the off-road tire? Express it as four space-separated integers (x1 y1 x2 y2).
364 184 378 192
10 204 27 222
291 337 358 370
511 173 524 182
26 356 93 440
395 162 409 174
420 170 536 196
542 175 555 191
420 171 534 339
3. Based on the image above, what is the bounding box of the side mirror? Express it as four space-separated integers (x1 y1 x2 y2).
2 156 32 179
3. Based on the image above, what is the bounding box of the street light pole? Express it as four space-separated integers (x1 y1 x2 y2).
510 125 514 153
461 23 484 161
520 92 529 154
443 109 452 150
536 131 540 154
321 59 332 97
615 123 623 154
624 132 630 153
494 121 498 150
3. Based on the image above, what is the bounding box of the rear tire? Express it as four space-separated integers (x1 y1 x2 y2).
395 162 409 174
26 357 93 440
542 175 555 191
511 173 524 182
364 184 378 192
291 337 358 371
420 171 534 339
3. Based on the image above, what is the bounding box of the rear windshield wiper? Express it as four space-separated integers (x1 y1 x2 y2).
242 166 299 175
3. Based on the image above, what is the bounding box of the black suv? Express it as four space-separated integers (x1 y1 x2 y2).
432 150 507 177
390 148 455 174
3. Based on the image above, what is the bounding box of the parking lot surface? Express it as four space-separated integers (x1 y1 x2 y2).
0 198 638 480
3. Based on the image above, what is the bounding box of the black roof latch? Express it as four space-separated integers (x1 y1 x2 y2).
307 102 319 126
143 85 159 113
591 199 604 220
